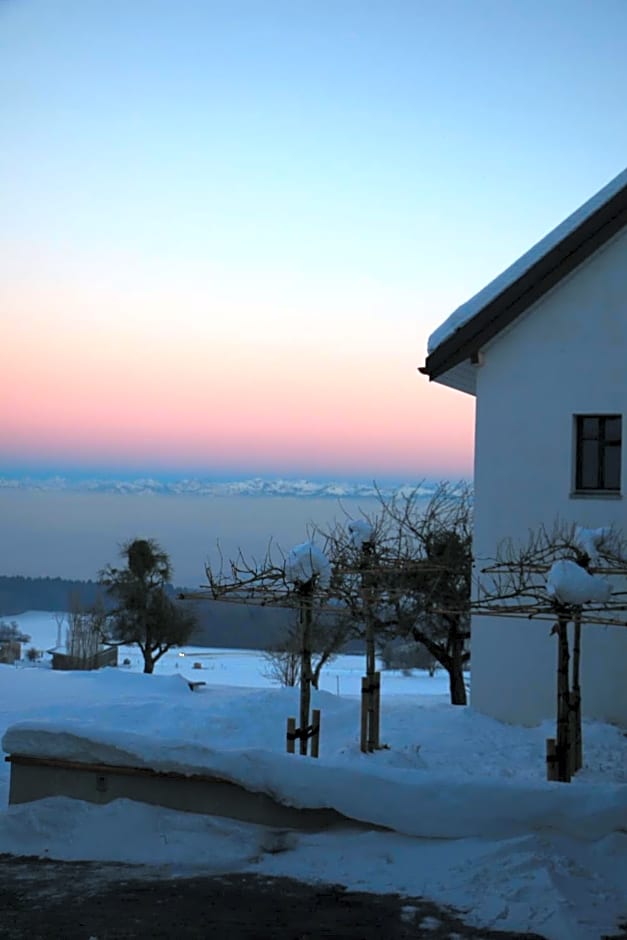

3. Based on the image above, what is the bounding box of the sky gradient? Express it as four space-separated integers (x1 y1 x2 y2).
2 0 626 481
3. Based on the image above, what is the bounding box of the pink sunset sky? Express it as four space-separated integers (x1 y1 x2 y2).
3 258 473 477
2 1 625 483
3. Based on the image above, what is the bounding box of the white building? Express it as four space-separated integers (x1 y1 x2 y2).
422 168 627 726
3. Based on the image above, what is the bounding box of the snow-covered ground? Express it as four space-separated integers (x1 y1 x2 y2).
1 611 626 940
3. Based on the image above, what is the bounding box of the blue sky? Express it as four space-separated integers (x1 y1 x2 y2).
1 0 626 481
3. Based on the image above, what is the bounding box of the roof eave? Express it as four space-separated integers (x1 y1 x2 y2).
419 360 477 396
421 180 627 387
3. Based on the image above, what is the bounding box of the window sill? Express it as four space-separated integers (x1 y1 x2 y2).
570 490 623 500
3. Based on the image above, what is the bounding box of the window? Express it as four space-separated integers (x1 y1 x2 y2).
575 414 622 492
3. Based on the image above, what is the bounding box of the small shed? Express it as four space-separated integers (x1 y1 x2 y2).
48 645 118 671
0 641 21 665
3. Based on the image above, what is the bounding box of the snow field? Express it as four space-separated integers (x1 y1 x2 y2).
0 611 625 939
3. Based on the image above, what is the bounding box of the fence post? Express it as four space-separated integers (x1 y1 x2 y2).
556 617 571 782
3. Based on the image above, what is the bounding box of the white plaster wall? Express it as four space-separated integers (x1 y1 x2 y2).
471 226 627 726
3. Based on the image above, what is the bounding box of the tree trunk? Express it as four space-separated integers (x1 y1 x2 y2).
448 661 467 705
143 651 155 674
361 545 379 750
311 654 328 690
448 625 467 706
299 590 313 756
411 627 466 706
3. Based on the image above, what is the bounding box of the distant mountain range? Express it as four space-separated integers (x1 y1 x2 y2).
0 476 440 500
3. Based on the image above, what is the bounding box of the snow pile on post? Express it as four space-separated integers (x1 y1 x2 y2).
285 543 331 588
347 519 374 549
546 560 611 606
574 525 611 563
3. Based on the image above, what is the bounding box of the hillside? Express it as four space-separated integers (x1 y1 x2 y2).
0 575 332 652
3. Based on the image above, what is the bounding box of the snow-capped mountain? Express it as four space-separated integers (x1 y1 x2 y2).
0 476 439 499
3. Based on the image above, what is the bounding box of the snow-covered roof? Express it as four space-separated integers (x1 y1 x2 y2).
423 166 627 392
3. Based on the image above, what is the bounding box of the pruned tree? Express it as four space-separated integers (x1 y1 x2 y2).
278 541 331 754
100 538 197 674
186 538 342 755
477 521 627 781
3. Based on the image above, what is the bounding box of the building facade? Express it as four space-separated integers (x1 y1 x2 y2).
422 169 627 725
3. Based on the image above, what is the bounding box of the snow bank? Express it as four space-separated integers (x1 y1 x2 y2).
4 723 626 842
547 560 611 606
1 636 626 940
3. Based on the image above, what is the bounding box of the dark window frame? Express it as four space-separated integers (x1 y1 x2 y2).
574 414 622 493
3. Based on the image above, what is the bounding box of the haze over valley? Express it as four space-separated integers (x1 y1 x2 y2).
0 478 423 587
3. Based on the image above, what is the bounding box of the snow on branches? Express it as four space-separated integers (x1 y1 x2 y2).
546 560 611 607
285 542 331 589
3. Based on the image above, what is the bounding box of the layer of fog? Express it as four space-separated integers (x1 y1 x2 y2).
0 491 386 587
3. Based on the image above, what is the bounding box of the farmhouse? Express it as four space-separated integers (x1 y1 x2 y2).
421 167 627 726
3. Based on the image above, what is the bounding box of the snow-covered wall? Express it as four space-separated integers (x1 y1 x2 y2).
471 225 627 726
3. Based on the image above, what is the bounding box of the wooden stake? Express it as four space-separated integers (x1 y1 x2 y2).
360 676 368 753
286 717 296 755
568 706 577 777
546 738 558 781
299 591 313 756
372 671 381 750
311 708 321 759
572 612 583 772
366 676 376 753
556 616 571 782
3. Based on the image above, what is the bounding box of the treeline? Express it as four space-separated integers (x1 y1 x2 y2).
0 576 109 617
0 575 190 618
0 574 324 652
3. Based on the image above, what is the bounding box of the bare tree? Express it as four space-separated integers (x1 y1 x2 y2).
65 592 107 664
262 610 349 689
262 644 300 687
0 620 31 644
188 538 341 754
320 482 472 705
